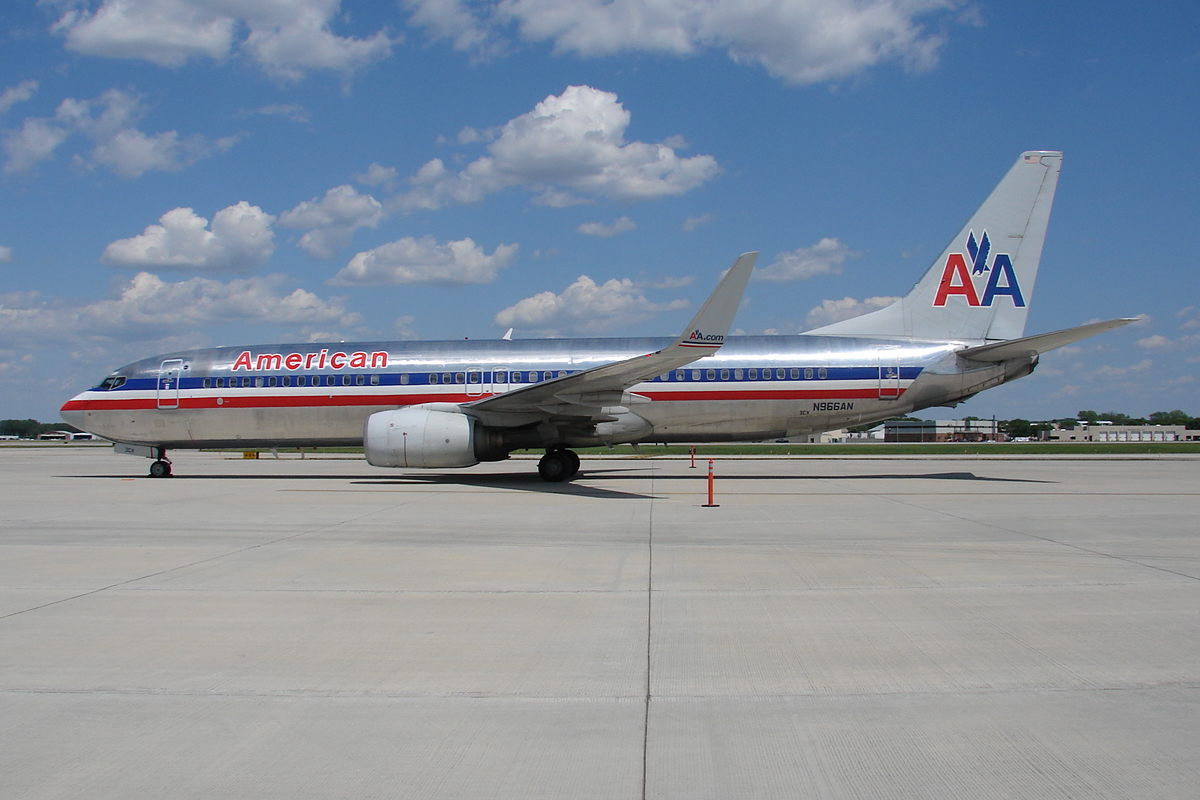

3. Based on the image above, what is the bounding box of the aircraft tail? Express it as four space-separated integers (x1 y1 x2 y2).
807 151 1063 342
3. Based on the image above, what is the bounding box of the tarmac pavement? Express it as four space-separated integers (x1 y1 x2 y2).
2 446 1198 799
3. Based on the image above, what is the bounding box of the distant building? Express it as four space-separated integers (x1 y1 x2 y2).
884 419 1000 443
1048 424 1186 442
36 431 100 442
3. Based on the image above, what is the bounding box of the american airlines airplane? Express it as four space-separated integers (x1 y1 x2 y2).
62 152 1132 480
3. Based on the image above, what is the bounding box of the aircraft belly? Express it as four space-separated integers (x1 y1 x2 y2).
80 402 376 448
639 396 905 441
182 405 375 446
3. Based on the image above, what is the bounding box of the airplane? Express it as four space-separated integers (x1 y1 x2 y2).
62 151 1134 481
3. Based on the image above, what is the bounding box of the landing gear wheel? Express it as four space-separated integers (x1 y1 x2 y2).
537 449 578 482
561 449 580 479
149 459 172 478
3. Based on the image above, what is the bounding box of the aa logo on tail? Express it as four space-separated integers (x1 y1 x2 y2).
933 230 1025 308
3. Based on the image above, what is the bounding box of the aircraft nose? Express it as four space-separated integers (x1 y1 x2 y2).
60 394 87 429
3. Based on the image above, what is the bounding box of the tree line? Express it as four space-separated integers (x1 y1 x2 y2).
1001 410 1199 439
0 419 81 439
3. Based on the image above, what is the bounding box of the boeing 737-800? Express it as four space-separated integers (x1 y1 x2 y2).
62 152 1133 480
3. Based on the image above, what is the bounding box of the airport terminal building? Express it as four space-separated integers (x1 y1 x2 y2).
884 419 1001 443
1048 424 1189 442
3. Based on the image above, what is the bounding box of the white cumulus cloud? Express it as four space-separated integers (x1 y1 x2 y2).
278 185 384 259
331 236 517 285
102 202 276 273
0 272 359 348
803 295 899 330
0 80 38 116
756 238 859 282
398 85 719 210
50 0 395 81
354 162 398 188
577 216 636 238
408 0 958 85
0 245 12 264
494 274 688 336
2 88 236 177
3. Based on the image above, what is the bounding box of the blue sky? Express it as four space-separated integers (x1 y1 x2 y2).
2 0 1197 423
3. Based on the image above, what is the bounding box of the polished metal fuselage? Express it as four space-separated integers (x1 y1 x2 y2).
61 334 1027 450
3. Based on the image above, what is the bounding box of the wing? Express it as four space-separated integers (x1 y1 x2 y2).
464 252 757 425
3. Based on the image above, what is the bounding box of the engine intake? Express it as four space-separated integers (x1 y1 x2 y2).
364 406 483 468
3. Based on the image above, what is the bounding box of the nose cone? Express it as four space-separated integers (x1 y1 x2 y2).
60 392 88 430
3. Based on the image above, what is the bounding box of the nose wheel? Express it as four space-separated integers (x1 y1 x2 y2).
149 447 172 478
537 448 580 482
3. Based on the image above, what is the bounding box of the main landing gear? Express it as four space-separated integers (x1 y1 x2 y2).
537 447 580 482
149 448 172 478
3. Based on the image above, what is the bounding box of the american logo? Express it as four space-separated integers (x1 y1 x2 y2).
685 329 724 344
933 230 1025 308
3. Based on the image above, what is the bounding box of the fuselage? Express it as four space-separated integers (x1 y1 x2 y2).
60 334 1027 450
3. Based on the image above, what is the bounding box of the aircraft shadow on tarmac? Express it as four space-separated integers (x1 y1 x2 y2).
67 467 1051 500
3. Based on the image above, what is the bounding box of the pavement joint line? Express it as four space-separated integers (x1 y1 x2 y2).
641 463 655 800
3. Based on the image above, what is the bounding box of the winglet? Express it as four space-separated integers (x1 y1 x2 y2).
670 252 757 353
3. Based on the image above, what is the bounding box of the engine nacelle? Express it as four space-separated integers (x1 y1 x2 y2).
364 406 479 468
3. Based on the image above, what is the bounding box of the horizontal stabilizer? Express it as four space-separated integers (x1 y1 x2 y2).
957 318 1138 362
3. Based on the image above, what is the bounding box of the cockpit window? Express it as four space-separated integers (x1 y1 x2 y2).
98 376 127 391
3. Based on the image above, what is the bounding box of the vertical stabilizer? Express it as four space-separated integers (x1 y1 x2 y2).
808 151 1062 342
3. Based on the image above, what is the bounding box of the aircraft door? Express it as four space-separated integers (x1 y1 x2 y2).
465 367 484 397
157 359 183 409
875 348 901 400
491 366 510 396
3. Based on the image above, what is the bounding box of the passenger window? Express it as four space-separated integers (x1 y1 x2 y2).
356 375 365 386
203 378 211 388
804 368 813 380
748 368 757 380
267 376 276 387
282 376 291 387
255 377 264 388
691 369 701 381
720 369 729 380
495 371 506 383
370 374 379 385
399 374 408 385
706 369 716 380
818 367 828 379
762 369 771 380
455 372 465 384
443 373 452 384
776 369 786 380
675 370 684 381
327 376 336 386
342 375 351 386
297 376 306 387
429 373 438 384
790 368 800 380
734 369 743 380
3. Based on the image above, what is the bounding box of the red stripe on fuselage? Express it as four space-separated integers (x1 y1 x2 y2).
62 385 902 413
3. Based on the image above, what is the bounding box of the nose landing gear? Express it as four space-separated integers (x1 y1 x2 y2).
149 447 172 478
537 448 580 482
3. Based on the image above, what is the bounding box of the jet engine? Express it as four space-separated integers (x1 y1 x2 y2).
364 406 498 468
